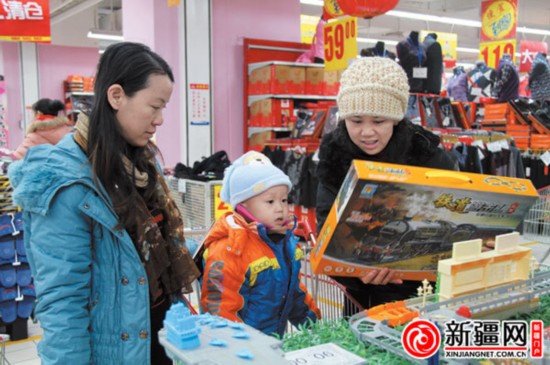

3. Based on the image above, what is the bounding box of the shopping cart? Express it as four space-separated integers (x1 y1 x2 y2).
0 334 10 365
294 219 363 322
523 185 550 244
182 227 210 314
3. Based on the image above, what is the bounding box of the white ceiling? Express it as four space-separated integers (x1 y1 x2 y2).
300 0 550 65
49 0 122 49
48 0 550 65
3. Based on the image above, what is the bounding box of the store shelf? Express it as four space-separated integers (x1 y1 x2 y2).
65 91 94 97
248 60 324 73
248 94 336 106
248 127 291 137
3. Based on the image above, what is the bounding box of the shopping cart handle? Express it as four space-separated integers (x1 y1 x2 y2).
296 219 316 247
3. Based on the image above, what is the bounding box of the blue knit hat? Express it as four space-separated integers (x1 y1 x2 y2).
220 151 292 208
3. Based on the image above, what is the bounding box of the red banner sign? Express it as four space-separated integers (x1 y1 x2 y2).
480 0 517 42
519 41 548 73
0 0 51 43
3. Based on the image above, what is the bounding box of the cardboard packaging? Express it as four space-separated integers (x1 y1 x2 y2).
249 99 293 127
305 67 326 95
311 161 539 281
324 69 343 96
248 64 306 95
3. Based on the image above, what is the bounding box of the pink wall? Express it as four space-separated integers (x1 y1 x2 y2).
153 4 181 168
37 44 99 103
121 0 181 167
212 0 301 160
1 42 23 150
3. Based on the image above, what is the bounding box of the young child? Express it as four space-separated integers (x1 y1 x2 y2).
200 151 320 337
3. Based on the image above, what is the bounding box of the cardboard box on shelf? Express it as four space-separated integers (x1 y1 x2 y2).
324 69 343 96
249 99 293 127
305 67 326 95
248 64 306 95
310 161 539 281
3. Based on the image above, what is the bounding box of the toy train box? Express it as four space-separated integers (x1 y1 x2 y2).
310 160 539 281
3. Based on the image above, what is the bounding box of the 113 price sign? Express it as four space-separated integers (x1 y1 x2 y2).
480 39 516 69
324 16 358 71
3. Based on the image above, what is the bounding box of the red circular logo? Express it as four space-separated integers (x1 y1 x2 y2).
401 319 441 359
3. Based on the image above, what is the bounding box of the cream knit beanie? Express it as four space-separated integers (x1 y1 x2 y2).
337 57 410 121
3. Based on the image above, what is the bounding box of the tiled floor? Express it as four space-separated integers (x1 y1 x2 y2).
3 320 42 365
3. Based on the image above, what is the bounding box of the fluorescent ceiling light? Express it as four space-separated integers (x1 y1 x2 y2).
456 47 480 54
51 0 104 25
357 38 398 46
517 26 550 36
385 10 481 28
87 30 124 42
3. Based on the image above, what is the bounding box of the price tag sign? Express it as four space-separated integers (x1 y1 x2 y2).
284 343 366 365
413 67 428 79
480 39 516 69
324 17 358 71
214 184 232 220
540 151 550 166
177 179 186 193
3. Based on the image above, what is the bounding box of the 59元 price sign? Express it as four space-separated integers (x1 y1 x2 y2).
324 17 357 71
480 39 516 69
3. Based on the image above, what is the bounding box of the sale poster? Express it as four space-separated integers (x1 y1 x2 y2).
323 16 357 71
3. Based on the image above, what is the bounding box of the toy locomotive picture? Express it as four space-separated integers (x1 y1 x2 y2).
311 161 539 280
350 219 508 265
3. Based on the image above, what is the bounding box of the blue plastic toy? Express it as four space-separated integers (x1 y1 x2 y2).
164 302 201 350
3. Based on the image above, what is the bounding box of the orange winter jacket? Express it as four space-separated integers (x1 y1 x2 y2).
200 212 320 336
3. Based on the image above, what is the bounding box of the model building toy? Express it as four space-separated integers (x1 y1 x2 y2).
160 306 286 365
311 161 539 281
347 233 550 364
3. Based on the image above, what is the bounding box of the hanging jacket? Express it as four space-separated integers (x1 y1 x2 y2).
422 35 443 94
396 36 427 93
8 135 158 365
13 115 72 160
493 59 520 102
448 73 468 102
296 18 326 63
360 46 397 60
528 53 550 100
466 65 497 102
312 18 326 60
200 212 320 337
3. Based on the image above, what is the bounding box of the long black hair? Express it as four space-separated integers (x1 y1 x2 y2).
88 42 174 230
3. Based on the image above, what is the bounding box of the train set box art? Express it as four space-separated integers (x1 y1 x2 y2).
310 160 539 281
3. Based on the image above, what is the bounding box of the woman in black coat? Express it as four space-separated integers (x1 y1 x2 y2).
316 57 458 314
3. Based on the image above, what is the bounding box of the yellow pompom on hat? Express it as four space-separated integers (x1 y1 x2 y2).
337 57 410 121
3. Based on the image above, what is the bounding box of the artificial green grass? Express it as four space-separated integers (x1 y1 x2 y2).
282 295 550 364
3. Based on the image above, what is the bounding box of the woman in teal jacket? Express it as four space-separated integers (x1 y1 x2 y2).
8 42 200 364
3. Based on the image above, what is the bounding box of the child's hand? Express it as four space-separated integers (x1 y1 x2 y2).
360 268 403 285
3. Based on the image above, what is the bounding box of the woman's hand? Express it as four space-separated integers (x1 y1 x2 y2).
360 268 403 285
482 239 495 252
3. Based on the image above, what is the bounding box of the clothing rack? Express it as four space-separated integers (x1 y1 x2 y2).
263 138 319 154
